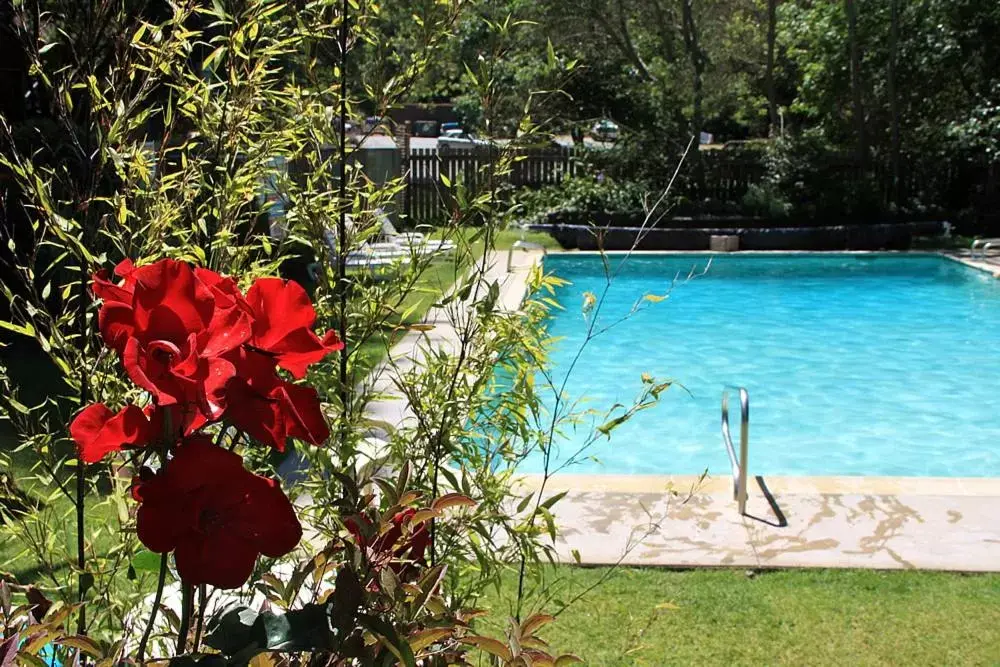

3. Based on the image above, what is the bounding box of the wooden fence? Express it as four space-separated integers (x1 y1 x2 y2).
403 146 773 224
404 146 579 225
403 143 998 230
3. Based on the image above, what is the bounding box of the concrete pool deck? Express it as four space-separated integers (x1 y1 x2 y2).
519 474 1000 571
367 247 1000 572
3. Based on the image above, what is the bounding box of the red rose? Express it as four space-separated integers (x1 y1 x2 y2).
70 403 158 463
223 349 329 450
142 402 207 441
92 259 252 430
244 278 343 378
93 260 139 352
133 437 301 589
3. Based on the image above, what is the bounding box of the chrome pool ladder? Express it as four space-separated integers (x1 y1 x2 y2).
721 386 750 515
971 238 1000 259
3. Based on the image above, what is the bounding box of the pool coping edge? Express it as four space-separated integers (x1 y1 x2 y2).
514 473 1000 497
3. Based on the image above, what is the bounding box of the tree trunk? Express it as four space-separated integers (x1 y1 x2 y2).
845 0 867 171
766 0 779 137
681 0 705 194
888 0 900 207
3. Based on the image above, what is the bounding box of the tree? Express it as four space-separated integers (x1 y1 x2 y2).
766 0 779 136
680 0 707 189
887 0 900 204
845 0 867 168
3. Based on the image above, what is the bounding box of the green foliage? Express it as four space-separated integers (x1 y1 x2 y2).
781 0 1000 160
513 177 649 225
2 0 681 663
762 133 883 221
741 183 790 220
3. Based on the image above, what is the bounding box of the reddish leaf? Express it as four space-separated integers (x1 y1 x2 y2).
57 636 104 658
430 493 477 512
461 636 512 662
409 509 441 525
521 613 556 637
407 627 453 653
0 633 19 667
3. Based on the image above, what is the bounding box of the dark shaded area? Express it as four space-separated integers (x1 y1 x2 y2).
534 220 948 251
744 475 788 528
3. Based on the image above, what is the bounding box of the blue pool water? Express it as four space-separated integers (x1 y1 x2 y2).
524 253 1000 477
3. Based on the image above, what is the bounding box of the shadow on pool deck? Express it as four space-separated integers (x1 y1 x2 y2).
743 476 787 528
519 474 1000 571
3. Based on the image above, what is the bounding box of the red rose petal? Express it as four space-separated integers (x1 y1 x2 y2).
69 402 155 463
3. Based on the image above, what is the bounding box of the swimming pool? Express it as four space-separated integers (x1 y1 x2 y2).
525 253 1000 477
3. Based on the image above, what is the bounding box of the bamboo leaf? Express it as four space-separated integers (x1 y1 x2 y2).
540 490 567 510
0 321 35 338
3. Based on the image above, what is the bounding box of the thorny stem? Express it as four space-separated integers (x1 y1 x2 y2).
336 0 350 455
176 583 194 654
193 584 207 652
137 409 175 662
76 259 89 635
136 553 169 663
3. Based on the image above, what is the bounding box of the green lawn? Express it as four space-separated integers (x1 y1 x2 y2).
350 254 472 378
494 227 564 251
481 567 1000 666
351 226 561 377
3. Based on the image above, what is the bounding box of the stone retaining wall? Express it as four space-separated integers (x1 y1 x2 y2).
532 221 947 251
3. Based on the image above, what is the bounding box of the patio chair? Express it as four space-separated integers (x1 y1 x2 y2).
322 227 410 264
310 227 411 283
377 209 456 255
970 238 1000 260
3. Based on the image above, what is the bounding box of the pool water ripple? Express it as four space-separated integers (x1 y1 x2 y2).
523 253 1000 477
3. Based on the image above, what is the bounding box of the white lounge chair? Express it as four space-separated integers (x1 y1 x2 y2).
322 228 411 269
971 238 1000 259
377 209 456 255
341 214 414 257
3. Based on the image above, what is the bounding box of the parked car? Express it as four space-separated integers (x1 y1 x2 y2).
591 119 619 142
438 129 490 152
440 121 462 134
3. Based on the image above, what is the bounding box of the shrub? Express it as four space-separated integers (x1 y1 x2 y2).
513 176 649 225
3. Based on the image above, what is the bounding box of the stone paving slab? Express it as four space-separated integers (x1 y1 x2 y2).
520 475 1000 571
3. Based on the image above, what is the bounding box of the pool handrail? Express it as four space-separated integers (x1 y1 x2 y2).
970 238 1000 259
721 385 750 515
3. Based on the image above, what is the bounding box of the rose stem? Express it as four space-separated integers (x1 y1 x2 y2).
136 554 168 663
176 583 194 654
137 405 175 660
192 584 207 652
